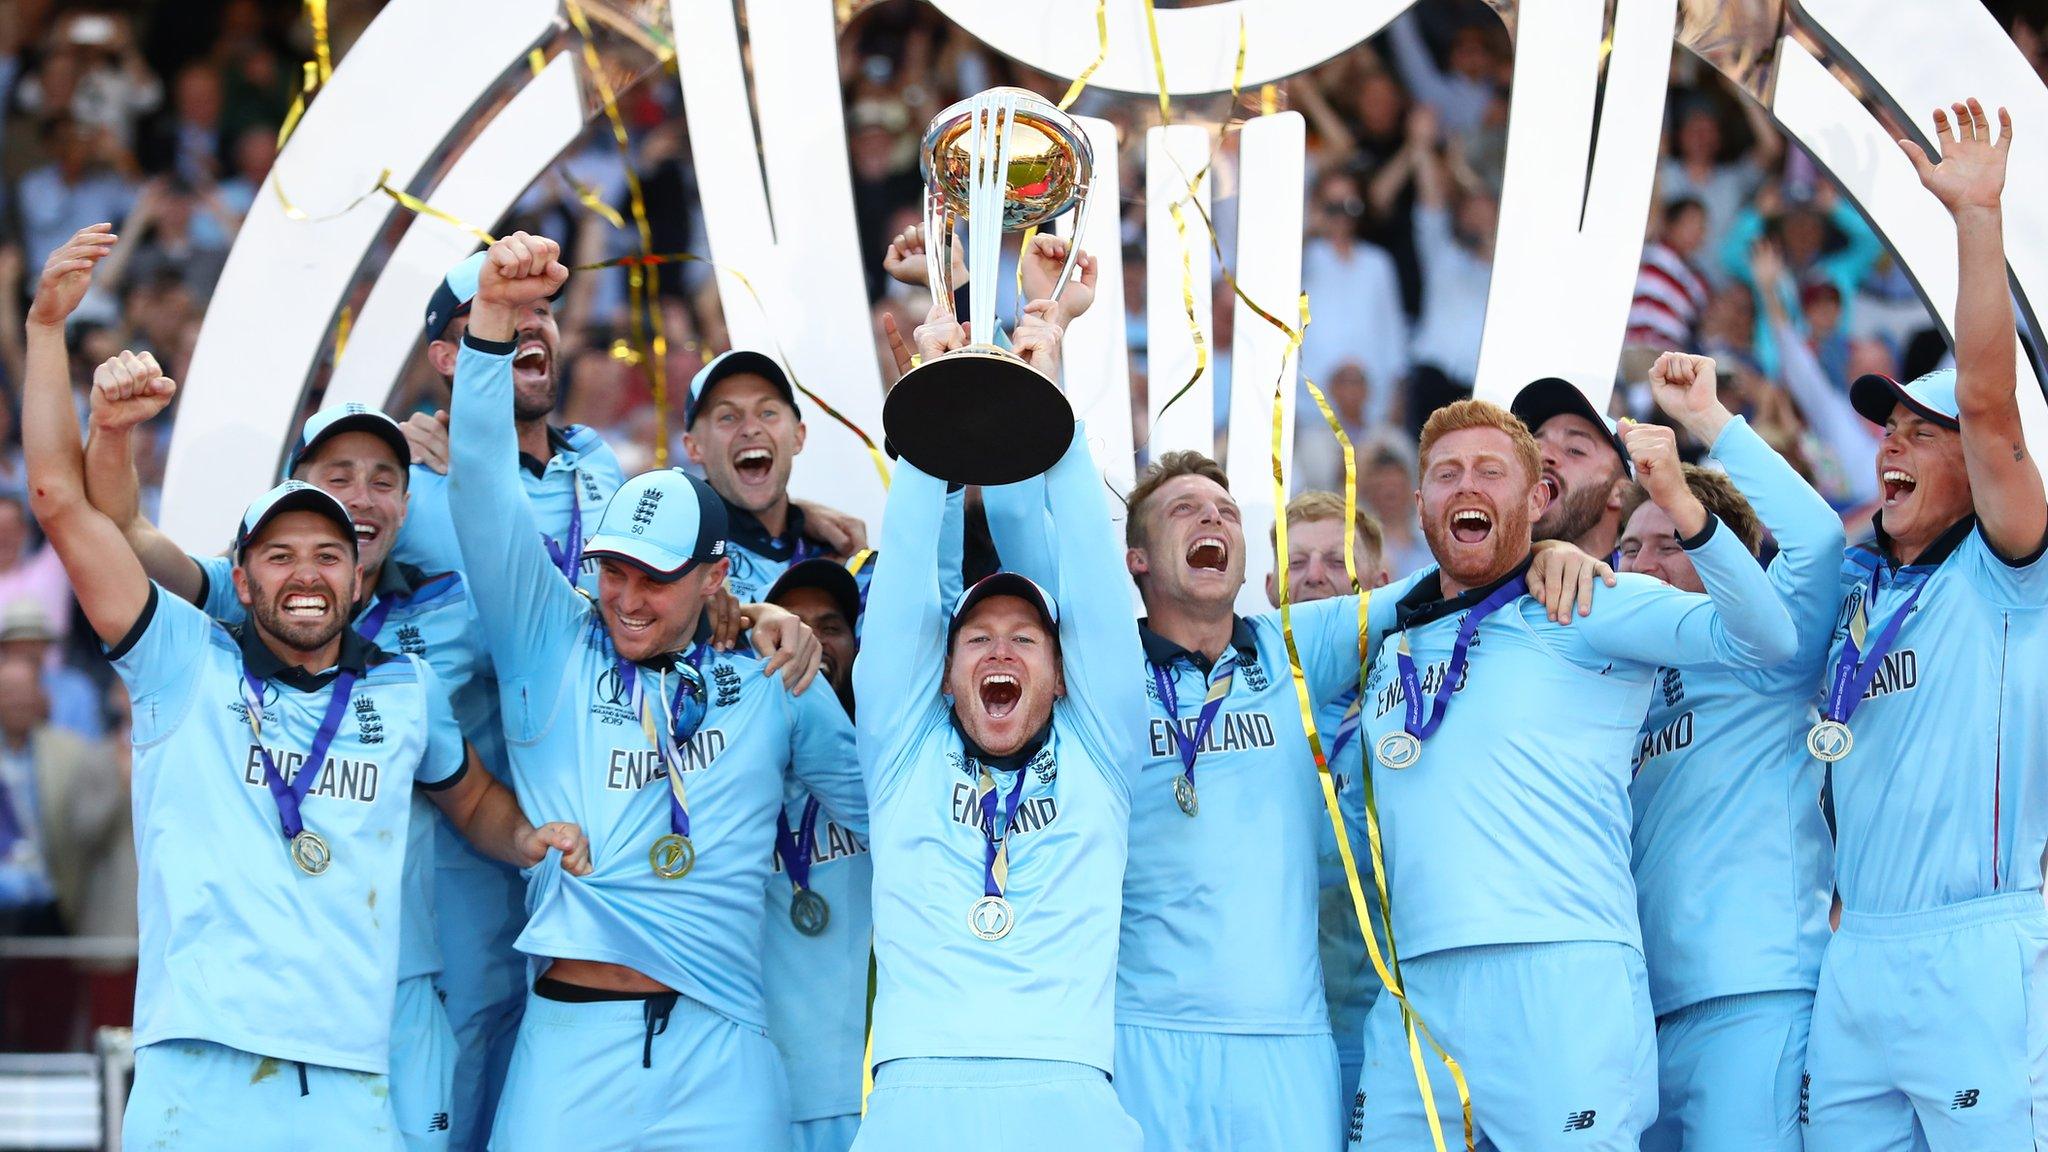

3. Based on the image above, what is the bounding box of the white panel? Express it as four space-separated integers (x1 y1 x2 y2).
1145 124 1216 461
1059 115 1137 498
1224 113 1306 617
674 0 886 525
1475 0 1677 408
161 0 562 548
926 0 1410 97
324 53 587 411
1770 38 2048 449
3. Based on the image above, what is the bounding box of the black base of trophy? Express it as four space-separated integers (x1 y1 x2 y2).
883 346 1074 486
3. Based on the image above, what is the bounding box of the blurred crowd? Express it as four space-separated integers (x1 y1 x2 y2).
0 0 2045 1053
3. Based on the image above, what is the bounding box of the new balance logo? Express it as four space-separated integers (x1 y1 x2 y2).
1799 1073 1810 1124
1562 1110 1597 1132
1951 1089 1979 1110
428 1113 450 1133
1347 1091 1365 1143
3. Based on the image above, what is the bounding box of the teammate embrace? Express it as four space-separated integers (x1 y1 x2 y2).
14 94 2045 1152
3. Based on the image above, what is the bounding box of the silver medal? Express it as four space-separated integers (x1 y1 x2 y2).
289 829 332 876
1806 720 1853 763
789 889 831 937
1375 731 1422 770
1172 775 1199 817
968 895 1015 941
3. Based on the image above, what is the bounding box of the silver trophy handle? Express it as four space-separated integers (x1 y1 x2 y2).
963 90 1017 349
1045 175 1093 308
923 190 955 314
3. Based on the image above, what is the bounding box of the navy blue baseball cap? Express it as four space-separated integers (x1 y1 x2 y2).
1851 367 1960 431
285 402 411 479
948 571 1059 642
234 481 358 561
767 557 863 627
1511 377 1634 473
582 469 729 581
684 349 800 428
423 252 485 341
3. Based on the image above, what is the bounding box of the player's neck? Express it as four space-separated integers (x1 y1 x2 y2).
756 494 792 539
1439 547 1530 601
1146 595 1237 663
515 418 552 466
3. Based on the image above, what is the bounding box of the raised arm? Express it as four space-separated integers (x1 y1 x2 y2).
1897 99 2046 560
21 225 153 648
82 349 205 604
852 302 961 760
444 233 586 681
785 679 867 840
1651 352 1845 672
1041 420 1145 774
1593 421 1798 670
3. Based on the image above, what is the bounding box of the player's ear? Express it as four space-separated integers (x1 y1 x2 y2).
426 338 458 378
1263 570 1279 608
1125 547 1148 578
231 565 254 608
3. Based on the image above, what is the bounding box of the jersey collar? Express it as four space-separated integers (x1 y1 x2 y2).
950 713 1053 772
1395 551 1535 631
626 615 716 673
236 619 379 692
517 425 580 479
1870 512 1975 571
1137 616 1258 673
722 495 816 563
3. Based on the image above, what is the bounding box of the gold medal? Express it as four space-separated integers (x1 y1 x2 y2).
649 832 695 879
1375 731 1422 770
290 829 332 876
1172 775 1199 817
1806 720 1853 763
967 895 1015 941
789 889 831 937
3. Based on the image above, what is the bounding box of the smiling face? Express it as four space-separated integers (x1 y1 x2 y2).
233 511 362 656
1128 473 1246 611
946 595 1063 757
596 557 729 664
1533 413 1625 545
1417 426 1545 593
685 374 807 520
293 430 408 586
1874 408 1971 560
434 300 561 419
1618 499 1704 593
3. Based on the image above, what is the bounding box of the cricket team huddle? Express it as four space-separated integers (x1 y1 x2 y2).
17 96 2045 1152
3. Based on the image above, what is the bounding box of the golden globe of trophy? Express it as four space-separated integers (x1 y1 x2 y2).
881 86 1095 486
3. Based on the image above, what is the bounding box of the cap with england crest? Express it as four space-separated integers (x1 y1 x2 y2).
1850 367 1961 431
684 349 801 428
284 403 412 480
581 469 730 581
233 481 359 561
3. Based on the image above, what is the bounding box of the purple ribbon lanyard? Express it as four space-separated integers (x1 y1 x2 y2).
1152 653 1237 793
1328 691 1364 761
242 669 360 843
773 796 823 893
354 595 400 643
1822 570 1926 725
979 766 1029 899
627 644 709 839
543 476 585 583
1394 577 1526 742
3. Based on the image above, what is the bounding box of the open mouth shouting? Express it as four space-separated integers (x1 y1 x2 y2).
352 518 381 546
1537 472 1562 505
1450 507 1493 545
1185 534 1229 572
733 445 775 485
513 339 551 384
1881 467 1917 508
979 671 1022 719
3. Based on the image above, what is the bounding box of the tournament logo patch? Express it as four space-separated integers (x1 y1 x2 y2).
589 666 637 726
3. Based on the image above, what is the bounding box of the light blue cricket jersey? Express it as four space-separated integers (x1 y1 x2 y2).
856 427 1145 1073
1629 417 1841 1017
1825 514 2048 916
447 333 865 1027
981 480 1406 1036
1316 687 1384 1067
722 500 838 605
195 554 495 985
762 780 872 1122
1348 526 1796 959
109 585 464 1073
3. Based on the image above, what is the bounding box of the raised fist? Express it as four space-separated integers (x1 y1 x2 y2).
90 349 177 432
475 231 568 310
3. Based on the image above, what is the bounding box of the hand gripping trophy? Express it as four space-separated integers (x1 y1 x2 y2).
881 86 1095 485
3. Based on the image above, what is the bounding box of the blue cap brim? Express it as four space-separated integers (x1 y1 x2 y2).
1851 373 1959 431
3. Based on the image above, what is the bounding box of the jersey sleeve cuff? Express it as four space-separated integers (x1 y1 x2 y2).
1985 522 2048 569
1678 513 1720 552
102 583 161 661
416 758 469 792
462 331 517 357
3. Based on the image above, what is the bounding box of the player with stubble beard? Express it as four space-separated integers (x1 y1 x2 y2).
1342 397 1797 1151
1513 377 1635 559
